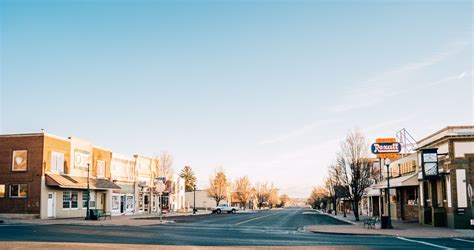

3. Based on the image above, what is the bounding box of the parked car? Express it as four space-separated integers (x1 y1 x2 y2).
211 204 239 214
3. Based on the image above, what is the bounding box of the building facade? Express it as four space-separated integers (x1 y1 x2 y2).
417 126 474 229
0 133 121 219
110 153 136 215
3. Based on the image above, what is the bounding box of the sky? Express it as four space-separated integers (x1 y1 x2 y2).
1 0 472 198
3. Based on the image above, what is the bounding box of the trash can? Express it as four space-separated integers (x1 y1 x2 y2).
381 216 389 229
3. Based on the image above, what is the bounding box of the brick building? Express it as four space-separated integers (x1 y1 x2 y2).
0 133 121 219
0 133 44 218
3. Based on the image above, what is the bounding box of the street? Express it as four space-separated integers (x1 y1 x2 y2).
1 208 472 248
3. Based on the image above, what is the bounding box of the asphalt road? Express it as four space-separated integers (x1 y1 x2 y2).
0 208 473 249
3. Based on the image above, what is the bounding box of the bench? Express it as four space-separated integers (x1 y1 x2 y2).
363 217 378 229
90 209 112 220
97 210 112 220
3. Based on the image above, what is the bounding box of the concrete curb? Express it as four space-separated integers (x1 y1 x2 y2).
318 212 358 225
309 229 385 237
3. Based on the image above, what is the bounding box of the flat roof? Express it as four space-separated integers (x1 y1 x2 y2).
417 125 474 148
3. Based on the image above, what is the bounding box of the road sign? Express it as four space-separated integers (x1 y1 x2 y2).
156 182 166 193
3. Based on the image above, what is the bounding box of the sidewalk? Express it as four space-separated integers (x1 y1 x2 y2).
305 211 474 238
0 210 212 227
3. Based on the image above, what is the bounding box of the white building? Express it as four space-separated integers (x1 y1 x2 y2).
169 174 186 211
110 153 136 216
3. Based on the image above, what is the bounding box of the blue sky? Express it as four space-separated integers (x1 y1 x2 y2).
1 0 472 197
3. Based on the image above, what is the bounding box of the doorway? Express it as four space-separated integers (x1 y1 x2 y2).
120 195 126 214
47 192 55 218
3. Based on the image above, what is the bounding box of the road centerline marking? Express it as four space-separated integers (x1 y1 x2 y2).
397 236 453 249
453 238 474 243
234 213 278 226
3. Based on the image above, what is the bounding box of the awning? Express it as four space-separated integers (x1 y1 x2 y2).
46 173 121 190
372 173 418 189
364 188 381 197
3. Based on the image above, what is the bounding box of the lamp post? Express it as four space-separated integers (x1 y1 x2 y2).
193 184 196 214
385 158 393 229
85 163 90 220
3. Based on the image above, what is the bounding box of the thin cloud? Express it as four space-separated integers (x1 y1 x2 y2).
259 119 336 145
330 39 471 114
367 40 470 83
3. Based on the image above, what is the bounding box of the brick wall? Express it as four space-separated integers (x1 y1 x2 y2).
0 134 44 214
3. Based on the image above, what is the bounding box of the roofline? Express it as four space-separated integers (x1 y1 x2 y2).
0 132 44 138
0 131 113 152
416 125 474 145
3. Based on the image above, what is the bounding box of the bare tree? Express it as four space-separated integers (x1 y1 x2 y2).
268 184 280 208
279 194 290 207
333 129 373 221
254 182 269 209
326 163 347 215
158 151 174 180
234 176 252 210
207 169 228 206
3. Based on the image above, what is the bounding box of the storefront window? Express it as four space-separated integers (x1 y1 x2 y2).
71 192 78 208
112 196 120 210
63 192 71 208
10 184 27 198
63 191 78 209
82 191 95 208
127 195 134 210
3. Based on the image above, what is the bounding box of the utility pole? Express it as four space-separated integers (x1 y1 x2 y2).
385 158 393 229
85 163 90 220
193 184 196 214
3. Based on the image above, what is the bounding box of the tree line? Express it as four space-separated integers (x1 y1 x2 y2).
207 169 290 209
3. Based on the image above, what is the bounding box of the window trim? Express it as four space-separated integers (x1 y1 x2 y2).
9 184 28 198
12 150 28 172
62 191 79 210
96 160 106 178
51 151 65 174
82 191 96 209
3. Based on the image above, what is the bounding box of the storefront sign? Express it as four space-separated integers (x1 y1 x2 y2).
74 149 90 169
400 160 416 175
371 142 401 154
421 148 438 179
371 138 401 159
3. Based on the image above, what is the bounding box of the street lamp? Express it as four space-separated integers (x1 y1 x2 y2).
85 163 91 220
193 184 196 214
385 158 393 229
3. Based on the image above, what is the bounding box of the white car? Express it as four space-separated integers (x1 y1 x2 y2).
211 204 239 214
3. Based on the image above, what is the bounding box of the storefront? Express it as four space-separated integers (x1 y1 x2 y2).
44 173 120 218
417 126 474 229
373 173 419 221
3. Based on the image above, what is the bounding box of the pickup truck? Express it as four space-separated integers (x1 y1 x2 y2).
211 204 239 214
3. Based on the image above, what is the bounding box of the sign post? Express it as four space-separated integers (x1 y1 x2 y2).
371 138 401 229
155 179 166 222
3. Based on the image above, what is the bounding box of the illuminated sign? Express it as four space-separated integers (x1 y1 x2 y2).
371 138 401 159
371 143 401 154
